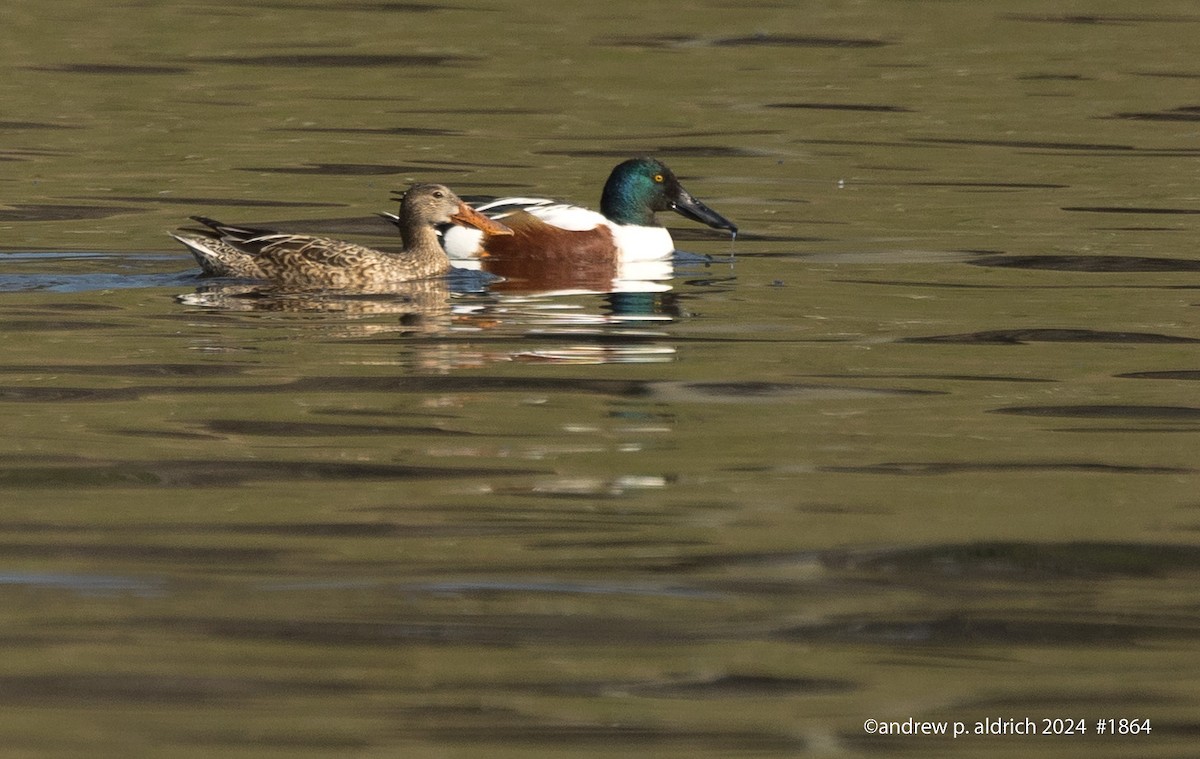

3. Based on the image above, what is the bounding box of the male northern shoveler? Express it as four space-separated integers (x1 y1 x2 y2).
171 183 510 289
383 158 737 266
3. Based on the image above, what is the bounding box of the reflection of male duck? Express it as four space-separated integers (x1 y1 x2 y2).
171 184 510 289
383 158 737 294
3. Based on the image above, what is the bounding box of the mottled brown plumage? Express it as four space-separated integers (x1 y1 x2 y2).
172 183 510 289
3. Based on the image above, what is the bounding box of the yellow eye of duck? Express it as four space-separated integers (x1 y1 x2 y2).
653 174 664 183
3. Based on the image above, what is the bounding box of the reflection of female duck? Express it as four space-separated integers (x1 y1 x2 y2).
383 158 737 293
172 184 510 289
179 276 453 320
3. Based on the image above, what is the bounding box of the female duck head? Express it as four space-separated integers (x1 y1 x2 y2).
396 183 513 237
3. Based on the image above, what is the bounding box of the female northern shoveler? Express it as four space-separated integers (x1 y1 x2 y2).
383 158 737 266
171 183 510 289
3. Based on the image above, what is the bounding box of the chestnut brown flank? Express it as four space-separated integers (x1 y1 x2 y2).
481 211 619 292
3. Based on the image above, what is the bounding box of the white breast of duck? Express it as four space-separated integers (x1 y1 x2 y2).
441 198 675 264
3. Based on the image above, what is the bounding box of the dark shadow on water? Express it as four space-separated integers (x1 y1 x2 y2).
1001 12 1200 24
0 121 80 130
181 53 474 67
0 372 946 404
0 673 361 706
837 276 1200 291
799 137 944 150
1132 70 1200 79
217 522 469 538
387 106 552 116
713 33 888 47
1062 205 1200 214
1119 370 1200 381
993 404 1200 420
270 126 462 137
778 615 1200 646
27 63 189 75
0 459 541 488
0 363 246 378
969 253 1200 272
256 1 447 11
0 204 141 222
538 146 762 159
902 328 1200 345
1017 73 1094 81
800 372 1055 383
287 375 650 397
821 461 1190 475
766 102 913 112
1109 106 1200 121
202 419 474 437
759 545 1200 660
599 33 888 49
834 541 1200 579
